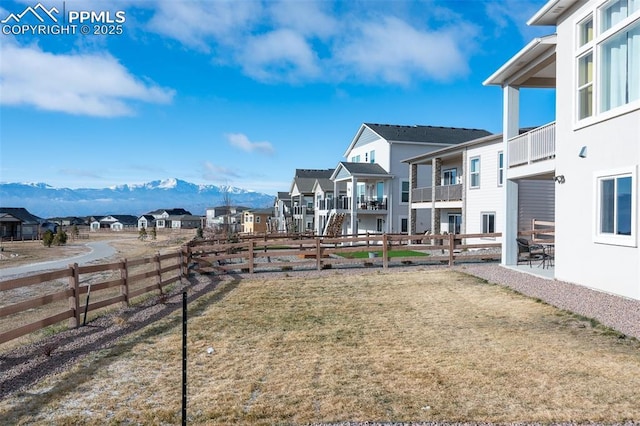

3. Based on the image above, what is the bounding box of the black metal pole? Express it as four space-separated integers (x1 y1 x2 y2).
182 291 187 425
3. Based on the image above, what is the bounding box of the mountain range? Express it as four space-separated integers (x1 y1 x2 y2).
0 178 275 218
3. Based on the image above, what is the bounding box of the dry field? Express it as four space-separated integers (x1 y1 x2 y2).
0 230 195 269
1 269 640 425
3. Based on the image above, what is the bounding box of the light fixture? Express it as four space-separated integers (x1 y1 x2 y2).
554 175 566 184
579 146 587 158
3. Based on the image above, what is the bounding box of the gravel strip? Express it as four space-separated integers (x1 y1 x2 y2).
455 263 640 340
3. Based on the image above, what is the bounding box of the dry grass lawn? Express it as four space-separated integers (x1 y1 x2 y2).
2 269 640 425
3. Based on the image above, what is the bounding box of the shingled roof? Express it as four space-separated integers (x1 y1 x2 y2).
363 123 491 145
0 207 42 224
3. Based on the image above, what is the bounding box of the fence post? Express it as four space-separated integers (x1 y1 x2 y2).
155 252 163 294
383 234 389 269
248 241 254 274
448 234 455 266
316 238 322 271
121 258 129 307
68 263 80 328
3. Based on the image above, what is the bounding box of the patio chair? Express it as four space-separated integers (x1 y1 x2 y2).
516 238 547 267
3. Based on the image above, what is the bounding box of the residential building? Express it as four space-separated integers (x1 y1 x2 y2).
137 215 156 230
289 169 334 233
485 0 640 300
272 193 292 233
90 215 138 231
147 208 193 229
0 207 42 240
243 208 273 234
323 123 491 236
404 133 506 242
205 206 248 234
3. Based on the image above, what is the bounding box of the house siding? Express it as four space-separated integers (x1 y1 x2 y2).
553 2 640 300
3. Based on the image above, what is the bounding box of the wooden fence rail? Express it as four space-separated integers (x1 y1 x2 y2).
0 250 187 345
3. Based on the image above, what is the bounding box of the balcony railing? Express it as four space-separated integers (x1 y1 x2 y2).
508 121 556 168
322 197 388 211
412 184 463 203
292 206 313 216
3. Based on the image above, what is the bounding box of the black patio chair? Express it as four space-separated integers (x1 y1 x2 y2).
516 238 547 267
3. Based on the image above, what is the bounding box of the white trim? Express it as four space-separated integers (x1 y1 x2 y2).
592 165 637 247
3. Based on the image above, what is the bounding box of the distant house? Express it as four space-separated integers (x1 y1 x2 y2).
168 215 202 229
90 215 138 231
205 206 249 234
273 192 292 233
137 215 156 230
0 207 42 240
243 208 273 234
146 208 193 229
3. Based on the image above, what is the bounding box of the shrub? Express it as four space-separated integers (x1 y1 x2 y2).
42 230 54 247
53 230 68 246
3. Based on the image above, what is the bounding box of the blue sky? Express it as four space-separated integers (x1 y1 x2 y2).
0 0 556 195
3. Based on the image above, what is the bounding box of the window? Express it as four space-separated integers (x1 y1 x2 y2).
377 218 383 232
442 168 457 185
470 157 480 188
600 23 640 112
482 212 496 234
596 169 635 245
498 152 504 186
401 218 408 233
256 216 261 224
401 180 410 203
575 3 640 121
578 52 594 118
351 155 361 162
370 150 376 163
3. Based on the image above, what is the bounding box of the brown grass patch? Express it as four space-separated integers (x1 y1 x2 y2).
2 270 640 424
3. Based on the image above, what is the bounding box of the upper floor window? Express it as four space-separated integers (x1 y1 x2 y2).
470 157 480 188
370 150 375 163
442 168 457 186
576 2 640 121
351 155 361 162
401 180 410 203
498 152 504 186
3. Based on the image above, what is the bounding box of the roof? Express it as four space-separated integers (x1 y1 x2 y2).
0 207 42 224
312 178 334 192
148 208 193 216
528 0 578 26
168 215 202 221
331 162 393 181
289 169 335 195
364 123 491 144
109 215 139 224
294 169 334 179
246 208 273 215
344 123 492 157
138 215 155 221
276 192 291 200
483 34 556 88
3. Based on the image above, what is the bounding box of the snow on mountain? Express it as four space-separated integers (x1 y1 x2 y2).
0 179 275 218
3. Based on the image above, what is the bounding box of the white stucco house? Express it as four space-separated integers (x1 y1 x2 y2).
485 0 640 300
322 123 492 236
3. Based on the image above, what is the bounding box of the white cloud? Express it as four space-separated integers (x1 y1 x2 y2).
141 1 480 86
334 16 475 84
239 29 320 82
0 43 175 117
484 1 550 40
226 133 275 155
147 0 259 52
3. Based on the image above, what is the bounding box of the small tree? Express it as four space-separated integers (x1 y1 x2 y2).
53 230 68 246
72 225 80 240
196 226 204 239
42 230 54 247
150 226 157 240
138 226 148 241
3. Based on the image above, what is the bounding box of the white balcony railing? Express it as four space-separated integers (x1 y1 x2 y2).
508 121 556 168
411 184 463 203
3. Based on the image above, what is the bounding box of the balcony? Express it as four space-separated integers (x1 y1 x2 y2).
292 206 313 217
412 184 463 203
326 197 388 211
508 121 555 168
